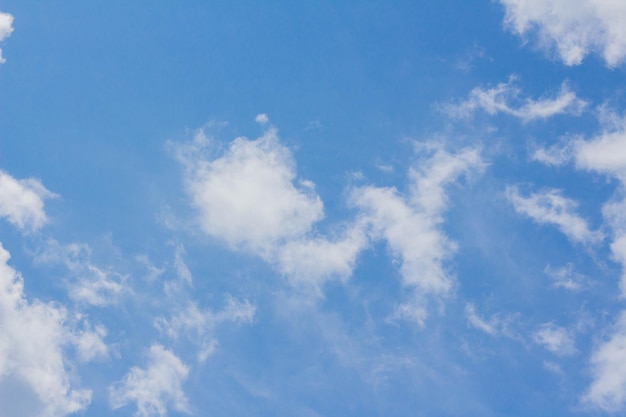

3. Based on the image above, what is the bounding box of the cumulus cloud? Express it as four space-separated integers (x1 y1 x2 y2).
500 0 626 66
442 77 587 122
174 121 483 322
0 11 13 64
0 171 56 232
351 146 484 324
0 242 94 417
533 323 576 356
174 127 323 256
110 344 190 417
506 186 603 245
584 311 626 411
172 124 367 291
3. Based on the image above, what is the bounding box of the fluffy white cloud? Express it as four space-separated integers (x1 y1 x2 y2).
174 127 323 256
584 311 626 411
110 344 190 417
275 224 368 290
175 122 483 322
442 77 587 121
173 123 367 290
351 146 484 324
35 239 128 306
0 11 13 64
500 0 626 66
0 171 56 232
506 186 603 244
533 323 576 356
0 242 93 417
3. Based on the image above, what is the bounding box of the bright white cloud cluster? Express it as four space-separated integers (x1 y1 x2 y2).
0 242 96 417
506 186 603 245
175 121 483 323
352 146 484 323
0 11 13 64
174 126 324 256
0 171 56 233
443 77 586 121
173 121 367 291
500 0 626 66
110 344 190 417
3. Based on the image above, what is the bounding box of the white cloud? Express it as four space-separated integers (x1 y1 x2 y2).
174 127 323 257
533 323 576 356
531 140 575 166
351 146 484 324
0 242 93 417
35 239 128 306
0 171 56 232
570 116 626 294
500 0 626 66
442 77 587 121
155 296 255 363
174 123 483 322
0 11 14 64
110 344 190 417
584 311 626 411
506 186 603 245
73 322 109 362
173 124 368 290
465 303 497 335
275 224 368 290
544 263 587 291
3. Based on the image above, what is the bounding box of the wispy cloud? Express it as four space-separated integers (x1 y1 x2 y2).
441 77 587 122
34 239 129 306
545 263 588 291
0 171 57 233
533 323 577 356
500 0 626 66
109 344 190 417
506 186 603 245
0 11 13 64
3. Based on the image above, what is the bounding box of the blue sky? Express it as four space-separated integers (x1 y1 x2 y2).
2 1 626 416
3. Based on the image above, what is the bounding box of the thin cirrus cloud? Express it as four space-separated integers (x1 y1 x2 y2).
0 243 106 417
441 77 587 122
0 171 57 233
506 186 603 245
499 0 626 66
109 344 190 417
33 239 129 307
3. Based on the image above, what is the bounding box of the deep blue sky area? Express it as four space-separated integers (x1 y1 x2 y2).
2 1 626 416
